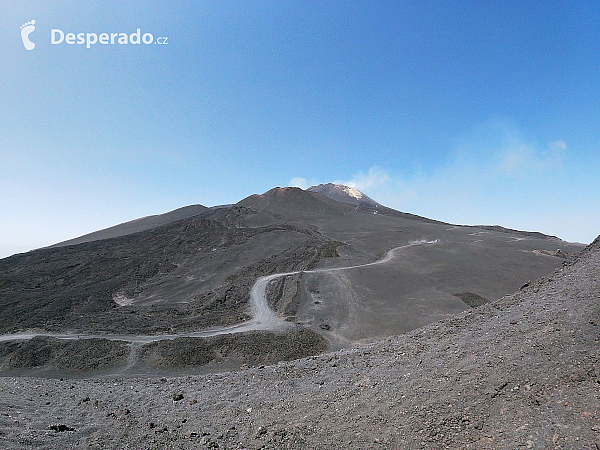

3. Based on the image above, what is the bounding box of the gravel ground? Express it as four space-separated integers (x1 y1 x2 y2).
0 237 598 449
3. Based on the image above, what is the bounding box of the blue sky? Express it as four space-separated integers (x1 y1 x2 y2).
1 1 599 258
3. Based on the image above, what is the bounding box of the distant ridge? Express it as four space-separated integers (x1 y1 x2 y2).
472 225 563 241
49 204 209 248
44 185 571 251
307 183 382 209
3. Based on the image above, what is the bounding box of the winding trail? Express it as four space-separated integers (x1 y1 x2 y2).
0 239 438 344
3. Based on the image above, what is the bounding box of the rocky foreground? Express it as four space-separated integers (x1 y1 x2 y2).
1 238 598 449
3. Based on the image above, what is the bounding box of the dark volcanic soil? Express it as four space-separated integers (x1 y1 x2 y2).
1 237 598 449
0 337 129 376
0 328 328 378
0 206 338 335
137 327 328 373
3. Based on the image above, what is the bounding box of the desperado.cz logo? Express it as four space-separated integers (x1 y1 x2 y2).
52 29 168 48
20 20 168 50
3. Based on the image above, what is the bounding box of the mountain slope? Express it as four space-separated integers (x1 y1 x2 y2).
0 204 339 335
0 185 585 370
49 204 209 248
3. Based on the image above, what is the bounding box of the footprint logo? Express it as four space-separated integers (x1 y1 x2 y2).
20 20 36 50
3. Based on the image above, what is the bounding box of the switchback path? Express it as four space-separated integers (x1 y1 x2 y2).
0 239 438 344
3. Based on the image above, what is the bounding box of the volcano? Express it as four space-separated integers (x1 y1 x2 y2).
0 184 585 376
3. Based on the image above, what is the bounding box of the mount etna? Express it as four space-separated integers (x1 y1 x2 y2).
0 184 584 377
1 185 598 449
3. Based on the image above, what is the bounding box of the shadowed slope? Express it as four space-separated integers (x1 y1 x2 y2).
49 204 209 248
